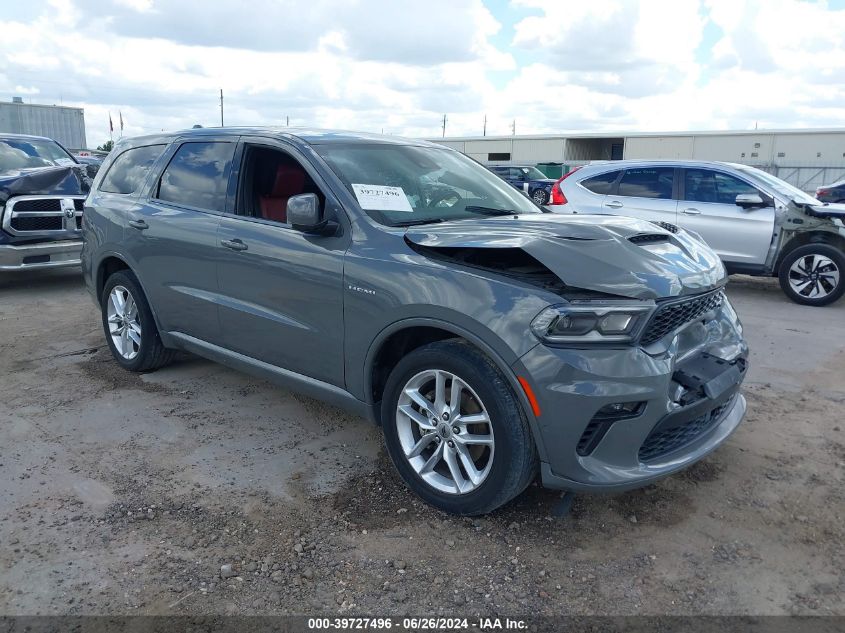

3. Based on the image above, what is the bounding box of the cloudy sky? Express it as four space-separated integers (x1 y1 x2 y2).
3 0 845 147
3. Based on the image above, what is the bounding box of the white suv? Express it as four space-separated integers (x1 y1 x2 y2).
550 160 845 306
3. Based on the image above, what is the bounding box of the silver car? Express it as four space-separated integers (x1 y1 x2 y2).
551 160 845 306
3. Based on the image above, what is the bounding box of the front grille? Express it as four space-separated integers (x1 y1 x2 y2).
652 220 679 233
640 289 725 345
11 198 62 212
638 397 734 462
3 196 85 235
11 216 63 231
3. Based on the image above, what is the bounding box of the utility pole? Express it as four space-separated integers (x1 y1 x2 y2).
219 89 224 127
442 114 447 138
483 114 487 137
286 116 289 126
511 119 516 136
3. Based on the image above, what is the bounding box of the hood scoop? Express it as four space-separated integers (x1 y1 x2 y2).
629 233 670 245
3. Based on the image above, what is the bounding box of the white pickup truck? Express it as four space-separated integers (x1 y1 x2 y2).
551 160 845 306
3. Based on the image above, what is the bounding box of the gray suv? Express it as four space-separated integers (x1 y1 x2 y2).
82 128 748 515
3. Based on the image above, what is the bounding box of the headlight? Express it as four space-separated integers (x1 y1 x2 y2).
530 302 654 344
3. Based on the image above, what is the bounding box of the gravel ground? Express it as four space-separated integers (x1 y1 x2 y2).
0 269 843 617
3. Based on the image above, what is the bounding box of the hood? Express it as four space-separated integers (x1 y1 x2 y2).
805 202 845 220
0 164 92 205
404 214 726 300
530 178 556 185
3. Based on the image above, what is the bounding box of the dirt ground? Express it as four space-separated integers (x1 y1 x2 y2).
0 269 843 617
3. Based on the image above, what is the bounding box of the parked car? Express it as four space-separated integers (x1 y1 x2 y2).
82 128 747 515
0 133 92 271
550 160 845 306
73 153 105 176
488 165 556 205
816 179 845 204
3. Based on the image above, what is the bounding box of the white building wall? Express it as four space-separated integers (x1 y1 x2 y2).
771 133 845 165
0 101 87 148
512 138 566 163
624 136 695 159
689 134 775 163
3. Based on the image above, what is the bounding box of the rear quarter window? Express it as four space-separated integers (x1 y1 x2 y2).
99 145 166 194
580 170 621 195
155 141 235 212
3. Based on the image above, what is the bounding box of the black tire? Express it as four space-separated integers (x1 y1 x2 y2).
101 270 174 371
532 189 548 205
381 339 538 515
777 243 845 306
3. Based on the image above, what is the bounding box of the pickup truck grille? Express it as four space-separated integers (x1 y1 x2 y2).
11 216 64 231
2 195 86 238
10 199 63 212
640 289 725 345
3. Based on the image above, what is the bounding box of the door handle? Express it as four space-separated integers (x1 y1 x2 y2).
605 201 623 209
681 208 701 215
128 219 149 230
221 238 248 252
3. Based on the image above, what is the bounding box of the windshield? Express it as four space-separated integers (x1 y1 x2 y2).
0 138 77 172
522 166 547 180
316 144 542 226
737 165 820 205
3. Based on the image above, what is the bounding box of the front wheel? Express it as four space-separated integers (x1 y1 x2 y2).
778 243 845 306
381 340 538 515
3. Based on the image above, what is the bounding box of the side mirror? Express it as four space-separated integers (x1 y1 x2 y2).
736 193 764 208
287 193 323 232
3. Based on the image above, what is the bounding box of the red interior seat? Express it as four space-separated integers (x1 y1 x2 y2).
259 164 306 223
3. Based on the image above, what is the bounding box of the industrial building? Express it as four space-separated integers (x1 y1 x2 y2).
430 128 845 192
0 97 87 149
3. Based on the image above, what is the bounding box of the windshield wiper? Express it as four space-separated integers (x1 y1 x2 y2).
463 206 521 216
391 218 446 227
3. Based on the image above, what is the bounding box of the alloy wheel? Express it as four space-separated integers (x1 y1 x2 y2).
532 189 547 204
106 285 142 360
395 369 495 495
788 254 841 299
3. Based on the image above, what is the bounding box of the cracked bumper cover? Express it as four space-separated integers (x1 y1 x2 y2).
514 296 748 492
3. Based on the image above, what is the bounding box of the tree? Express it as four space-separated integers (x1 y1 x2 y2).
97 140 114 152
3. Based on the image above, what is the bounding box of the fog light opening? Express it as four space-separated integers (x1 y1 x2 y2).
595 401 645 420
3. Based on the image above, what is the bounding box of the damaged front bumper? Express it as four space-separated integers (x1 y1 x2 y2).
0 240 83 271
514 293 748 492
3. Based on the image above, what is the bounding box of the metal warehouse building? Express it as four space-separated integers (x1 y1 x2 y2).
0 97 87 149
430 128 845 192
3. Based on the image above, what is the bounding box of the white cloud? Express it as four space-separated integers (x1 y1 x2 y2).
1 0 844 147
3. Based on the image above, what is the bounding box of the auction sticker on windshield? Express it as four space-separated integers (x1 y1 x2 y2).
352 184 414 212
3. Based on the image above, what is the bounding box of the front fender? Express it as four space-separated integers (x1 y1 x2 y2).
361 315 548 462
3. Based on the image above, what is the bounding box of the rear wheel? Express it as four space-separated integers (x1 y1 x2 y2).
381 340 538 515
101 270 174 371
778 243 845 306
532 188 548 205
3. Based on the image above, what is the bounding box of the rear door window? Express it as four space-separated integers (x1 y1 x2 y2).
618 167 674 199
99 144 166 194
155 141 235 212
580 170 621 195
